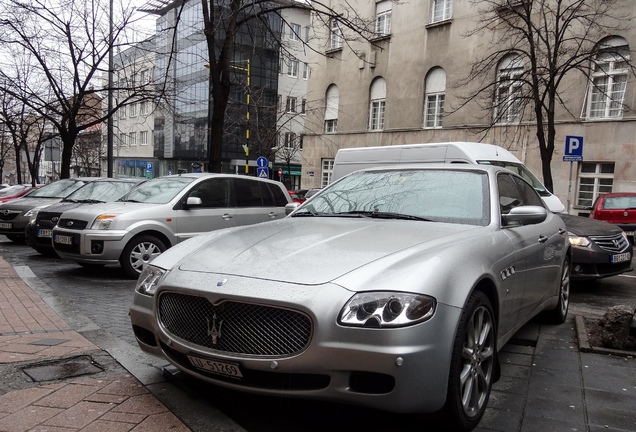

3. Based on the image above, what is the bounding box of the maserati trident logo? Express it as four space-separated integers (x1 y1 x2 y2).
206 313 223 345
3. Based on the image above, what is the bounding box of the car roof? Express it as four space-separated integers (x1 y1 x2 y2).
158 172 284 186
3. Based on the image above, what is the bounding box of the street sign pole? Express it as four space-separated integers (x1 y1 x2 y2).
563 135 584 214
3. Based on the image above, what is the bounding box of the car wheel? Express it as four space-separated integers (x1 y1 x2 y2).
120 235 166 279
442 290 495 432
5 234 25 243
545 256 570 324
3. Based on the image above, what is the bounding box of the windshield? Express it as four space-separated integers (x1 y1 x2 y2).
26 179 86 198
64 181 139 203
119 177 194 204
477 160 549 195
296 169 490 226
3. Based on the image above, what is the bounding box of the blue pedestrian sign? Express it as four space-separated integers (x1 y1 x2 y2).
257 167 269 178
563 136 583 162
256 157 268 168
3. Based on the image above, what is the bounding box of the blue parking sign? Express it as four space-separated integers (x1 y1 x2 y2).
563 136 583 162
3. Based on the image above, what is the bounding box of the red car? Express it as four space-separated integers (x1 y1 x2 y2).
288 190 306 203
589 192 636 242
0 184 39 203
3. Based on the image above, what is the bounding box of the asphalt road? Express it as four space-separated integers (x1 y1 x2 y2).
2 235 635 432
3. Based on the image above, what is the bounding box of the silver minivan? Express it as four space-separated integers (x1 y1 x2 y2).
51 173 291 278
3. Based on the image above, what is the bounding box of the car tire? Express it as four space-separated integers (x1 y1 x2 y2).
442 290 496 432
120 235 166 279
544 256 570 324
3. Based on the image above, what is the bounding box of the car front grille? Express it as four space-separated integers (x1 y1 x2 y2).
37 211 62 228
589 233 631 253
158 292 312 357
57 218 89 230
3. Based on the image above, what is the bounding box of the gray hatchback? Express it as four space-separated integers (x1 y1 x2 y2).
51 173 291 278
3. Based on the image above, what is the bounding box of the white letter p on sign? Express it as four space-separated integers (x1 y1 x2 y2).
568 137 580 153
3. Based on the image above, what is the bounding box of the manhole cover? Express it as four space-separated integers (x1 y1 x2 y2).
22 355 104 382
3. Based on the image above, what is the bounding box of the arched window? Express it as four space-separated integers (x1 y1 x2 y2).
425 68 446 128
494 55 524 124
586 37 629 119
324 85 339 133
369 78 386 131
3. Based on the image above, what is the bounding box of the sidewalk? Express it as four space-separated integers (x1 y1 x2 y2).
0 256 190 432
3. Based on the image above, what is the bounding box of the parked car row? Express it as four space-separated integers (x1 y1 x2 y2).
0 174 293 278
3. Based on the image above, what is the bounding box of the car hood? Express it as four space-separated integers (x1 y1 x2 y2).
559 213 623 236
174 217 480 285
0 196 63 210
58 201 161 219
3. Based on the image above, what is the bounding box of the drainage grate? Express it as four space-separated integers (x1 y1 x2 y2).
21 355 104 382
507 337 537 348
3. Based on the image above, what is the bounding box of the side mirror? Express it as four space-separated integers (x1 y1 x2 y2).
184 196 203 209
502 205 548 226
285 202 300 215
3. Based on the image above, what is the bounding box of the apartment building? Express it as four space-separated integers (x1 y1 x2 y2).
302 0 636 215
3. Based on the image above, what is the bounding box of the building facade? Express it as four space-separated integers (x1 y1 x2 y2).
302 0 636 215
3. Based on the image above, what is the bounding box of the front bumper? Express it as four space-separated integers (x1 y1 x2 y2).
570 245 633 281
0 214 29 238
52 226 130 264
129 272 461 414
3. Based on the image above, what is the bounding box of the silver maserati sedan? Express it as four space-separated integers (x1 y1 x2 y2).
130 165 571 431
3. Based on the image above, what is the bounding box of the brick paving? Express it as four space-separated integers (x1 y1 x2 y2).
0 256 191 432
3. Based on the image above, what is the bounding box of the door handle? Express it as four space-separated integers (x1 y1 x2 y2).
222 213 233 220
538 235 548 243
268 212 277 219
558 228 567 235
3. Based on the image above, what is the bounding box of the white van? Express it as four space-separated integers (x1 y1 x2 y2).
332 142 565 213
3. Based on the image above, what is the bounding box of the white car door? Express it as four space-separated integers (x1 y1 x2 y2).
231 178 287 227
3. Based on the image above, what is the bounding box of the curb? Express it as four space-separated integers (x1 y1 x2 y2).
574 315 636 357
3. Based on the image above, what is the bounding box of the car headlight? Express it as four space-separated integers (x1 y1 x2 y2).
568 234 590 247
135 265 166 296
91 214 119 230
339 292 436 328
24 206 45 219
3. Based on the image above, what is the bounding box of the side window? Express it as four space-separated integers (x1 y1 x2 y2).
266 183 289 206
233 179 263 207
187 179 230 208
497 174 525 214
512 177 544 207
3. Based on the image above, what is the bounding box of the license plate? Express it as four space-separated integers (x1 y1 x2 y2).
0 222 12 229
611 252 631 263
37 229 52 238
624 231 634 236
54 234 73 245
187 354 243 379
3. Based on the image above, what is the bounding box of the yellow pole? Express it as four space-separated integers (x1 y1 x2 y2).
245 59 250 174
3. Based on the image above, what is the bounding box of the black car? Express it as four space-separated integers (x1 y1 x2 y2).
25 178 144 255
561 214 633 281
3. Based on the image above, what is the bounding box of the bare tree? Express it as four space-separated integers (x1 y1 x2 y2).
456 0 634 193
192 0 384 172
0 0 158 179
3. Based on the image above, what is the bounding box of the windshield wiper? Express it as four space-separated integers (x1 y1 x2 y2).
332 211 432 221
76 199 105 204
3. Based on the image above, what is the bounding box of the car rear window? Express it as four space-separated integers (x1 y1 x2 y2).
602 196 636 210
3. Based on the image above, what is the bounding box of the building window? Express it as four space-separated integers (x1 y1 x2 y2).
322 159 334 187
577 162 615 208
129 103 138 117
431 0 452 23
284 132 296 149
287 59 299 78
586 37 629 119
425 68 446 128
140 131 149 146
302 63 309 80
277 94 282 112
329 19 343 50
369 77 386 131
286 96 297 113
324 84 339 133
494 55 524 124
301 98 307 114
375 1 392 36
140 69 149 84
304 26 310 43
119 133 127 147
128 132 137 146
289 23 301 41
140 101 149 115
119 105 127 119
299 135 304 150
